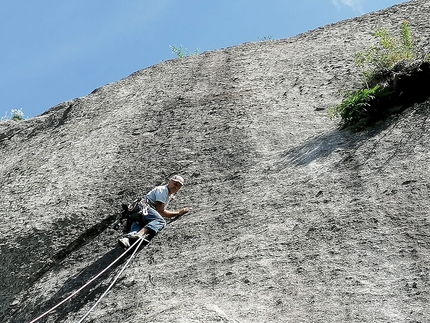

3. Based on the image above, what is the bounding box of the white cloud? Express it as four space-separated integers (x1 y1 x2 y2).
331 0 364 13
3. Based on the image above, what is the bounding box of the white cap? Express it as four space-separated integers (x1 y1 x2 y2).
170 175 185 185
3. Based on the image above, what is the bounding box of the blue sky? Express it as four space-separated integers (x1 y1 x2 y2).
0 0 406 119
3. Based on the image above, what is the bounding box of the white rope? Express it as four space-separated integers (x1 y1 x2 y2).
76 236 146 322
28 238 144 323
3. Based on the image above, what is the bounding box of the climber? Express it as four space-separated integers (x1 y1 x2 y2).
118 175 192 249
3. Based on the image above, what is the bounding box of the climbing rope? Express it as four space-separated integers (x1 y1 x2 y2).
28 237 146 323
76 236 146 322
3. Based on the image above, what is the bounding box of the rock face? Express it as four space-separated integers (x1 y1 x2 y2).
1 1 429 322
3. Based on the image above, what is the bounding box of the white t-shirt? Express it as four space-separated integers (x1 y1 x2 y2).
146 185 170 209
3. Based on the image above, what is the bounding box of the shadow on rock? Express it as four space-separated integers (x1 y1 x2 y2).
280 129 364 167
280 100 429 169
27 246 128 322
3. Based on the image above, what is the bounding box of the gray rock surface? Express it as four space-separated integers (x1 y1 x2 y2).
1 0 429 322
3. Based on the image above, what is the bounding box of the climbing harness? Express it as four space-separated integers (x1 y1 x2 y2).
111 197 150 232
28 236 147 323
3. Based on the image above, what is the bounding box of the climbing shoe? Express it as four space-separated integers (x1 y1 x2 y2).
129 234 150 244
118 237 131 250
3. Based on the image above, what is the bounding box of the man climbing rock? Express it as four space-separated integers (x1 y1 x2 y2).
118 175 192 249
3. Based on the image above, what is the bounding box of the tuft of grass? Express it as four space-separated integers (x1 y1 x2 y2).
1 108 25 121
258 36 273 41
170 45 199 58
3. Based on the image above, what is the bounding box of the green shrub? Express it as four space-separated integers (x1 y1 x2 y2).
329 85 391 129
330 21 421 130
170 45 199 58
355 21 416 87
